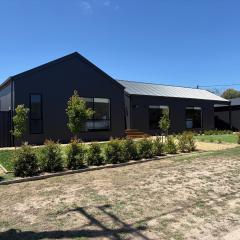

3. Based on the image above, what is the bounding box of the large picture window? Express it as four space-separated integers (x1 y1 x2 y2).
149 105 169 130
30 94 43 134
83 98 110 131
185 107 202 129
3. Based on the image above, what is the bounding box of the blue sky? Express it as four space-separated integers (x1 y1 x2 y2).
0 0 240 90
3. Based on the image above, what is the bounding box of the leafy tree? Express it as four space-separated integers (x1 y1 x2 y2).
159 108 170 136
11 105 29 145
221 88 240 99
66 90 94 138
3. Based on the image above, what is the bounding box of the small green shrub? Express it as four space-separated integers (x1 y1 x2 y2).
137 138 154 159
153 136 165 156
39 140 64 172
121 138 139 161
165 136 177 154
14 144 39 177
178 132 196 152
178 133 189 152
204 129 233 135
104 139 123 164
87 143 104 166
186 132 196 151
217 139 222 144
209 138 214 143
66 139 86 169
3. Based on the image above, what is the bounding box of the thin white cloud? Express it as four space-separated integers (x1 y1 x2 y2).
103 0 120 11
103 0 111 7
79 1 93 14
77 0 119 15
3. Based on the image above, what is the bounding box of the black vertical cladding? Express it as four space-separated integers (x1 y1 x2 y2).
13 53 126 145
0 111 11 147
129 95 216 134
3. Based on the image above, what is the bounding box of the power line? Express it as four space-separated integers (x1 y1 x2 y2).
197 83 240 88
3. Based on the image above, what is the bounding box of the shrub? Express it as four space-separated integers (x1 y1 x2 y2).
121 138 139 161
186 132 196 151
204 129 233 135
87 143 104 166
104 139 123 164
178 133 189 152
178 132 196 152
14 144 39 177
39 140 64 172
153 136 165 156
217 139 222 144
66 139 86 169
165 136 177 154
137 138 154 159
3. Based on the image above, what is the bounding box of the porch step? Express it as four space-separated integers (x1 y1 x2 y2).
125 129 149 139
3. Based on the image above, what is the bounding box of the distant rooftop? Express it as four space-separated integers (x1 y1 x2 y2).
117 80 228 102
230 97 240 106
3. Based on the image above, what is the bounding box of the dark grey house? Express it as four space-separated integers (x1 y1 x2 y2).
119 80 228 135
0 52 228 146
215 98 240 131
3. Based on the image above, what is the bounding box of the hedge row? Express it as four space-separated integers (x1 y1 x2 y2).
14 133 196 178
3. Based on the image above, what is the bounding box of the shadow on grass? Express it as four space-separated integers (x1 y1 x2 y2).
0 204 150 240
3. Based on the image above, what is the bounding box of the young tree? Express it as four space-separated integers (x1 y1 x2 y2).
159 108 170 138
11 105 29 145
66 90 94 139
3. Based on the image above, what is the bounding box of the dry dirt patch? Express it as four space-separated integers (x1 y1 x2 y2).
1 148 240 239
196 141 238 151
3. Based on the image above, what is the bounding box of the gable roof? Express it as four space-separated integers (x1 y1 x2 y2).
0 52 124 90
118 80 228 102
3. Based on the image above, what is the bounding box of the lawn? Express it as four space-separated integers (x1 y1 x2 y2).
194 133 238 144
1 147 240 239
0 150 15 172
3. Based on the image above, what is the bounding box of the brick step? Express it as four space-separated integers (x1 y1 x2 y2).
125 129 149 139
125 129 139 133
126 134 149 139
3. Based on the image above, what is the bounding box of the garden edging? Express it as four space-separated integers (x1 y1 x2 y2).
0 151 204 186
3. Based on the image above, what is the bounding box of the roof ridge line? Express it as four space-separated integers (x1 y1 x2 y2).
117 79 206 91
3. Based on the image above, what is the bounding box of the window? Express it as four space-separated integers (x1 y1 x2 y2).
149 105 169 130
30 94 43 134
83 98 110 131
185 107 202 129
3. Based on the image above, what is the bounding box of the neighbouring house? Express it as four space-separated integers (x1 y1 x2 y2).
0 52 228 147
215 97 240 131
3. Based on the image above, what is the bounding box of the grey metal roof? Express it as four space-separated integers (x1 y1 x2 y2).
230 97 240 106
117 80 228 102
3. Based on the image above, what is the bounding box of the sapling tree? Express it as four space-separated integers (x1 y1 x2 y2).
66 90 94 139
159 108 170 141
11 104 29 146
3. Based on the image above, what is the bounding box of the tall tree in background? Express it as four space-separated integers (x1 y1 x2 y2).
221 88 240 99
66 90 94 139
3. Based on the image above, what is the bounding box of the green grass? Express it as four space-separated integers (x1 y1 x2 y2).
0 173 14 182
0 151 15 172
194 134 238 144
